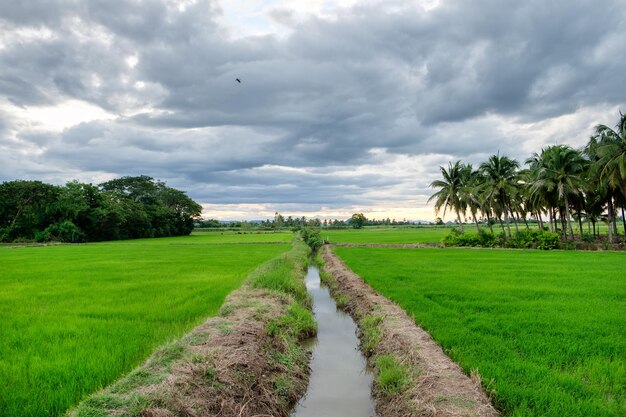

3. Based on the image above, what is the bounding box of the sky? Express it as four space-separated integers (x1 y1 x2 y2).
1 0 625 221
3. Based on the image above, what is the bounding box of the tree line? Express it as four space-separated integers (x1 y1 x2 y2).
197 212 414 230
0 176 202 243
429 112 626 243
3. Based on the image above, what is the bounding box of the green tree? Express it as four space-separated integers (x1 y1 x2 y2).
479 155 520 237
0 180 60 241
595 112 626 199
529 145 586 240
348 213 367 229
428 161 468 231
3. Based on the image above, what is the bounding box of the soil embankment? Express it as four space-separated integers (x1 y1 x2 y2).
321 245 498 417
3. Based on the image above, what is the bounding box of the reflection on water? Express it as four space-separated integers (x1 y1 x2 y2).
292 267 376 417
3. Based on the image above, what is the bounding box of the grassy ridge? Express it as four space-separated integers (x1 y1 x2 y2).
333 247 626 417
0 237 290 417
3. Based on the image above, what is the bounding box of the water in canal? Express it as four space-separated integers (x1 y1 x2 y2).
292 267 376 417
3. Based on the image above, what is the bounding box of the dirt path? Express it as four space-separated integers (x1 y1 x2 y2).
321 245 498 417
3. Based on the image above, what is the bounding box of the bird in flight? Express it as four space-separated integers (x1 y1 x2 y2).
236 78 241 83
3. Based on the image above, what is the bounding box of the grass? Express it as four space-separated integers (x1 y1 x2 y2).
360 314 383 356
323 226 454 244
103 230 293 244
333 246 626 417
249 240 311 306
0 234 290 417
375 354 408 395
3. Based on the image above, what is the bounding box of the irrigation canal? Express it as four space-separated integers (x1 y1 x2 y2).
292 267 376 417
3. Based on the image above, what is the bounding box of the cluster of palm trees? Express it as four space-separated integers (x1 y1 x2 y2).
429 112 626 243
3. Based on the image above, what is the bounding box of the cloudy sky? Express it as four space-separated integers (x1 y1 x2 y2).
1 0 625 221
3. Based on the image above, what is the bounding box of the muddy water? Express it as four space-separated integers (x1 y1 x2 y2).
293 267 376 417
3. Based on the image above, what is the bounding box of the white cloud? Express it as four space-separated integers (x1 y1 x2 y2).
0 0 625 221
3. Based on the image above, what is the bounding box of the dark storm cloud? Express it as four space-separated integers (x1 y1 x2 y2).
1 0 626 213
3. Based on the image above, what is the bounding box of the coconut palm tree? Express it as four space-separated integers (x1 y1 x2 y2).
428 161 468 231
479 154 520 236
595 112 626 199
458 165 485 232
529 145 586 240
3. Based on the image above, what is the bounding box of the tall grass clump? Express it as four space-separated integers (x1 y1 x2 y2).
248 239 311 306
375 354 408 395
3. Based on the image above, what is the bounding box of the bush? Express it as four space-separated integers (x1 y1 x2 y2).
443 228 559 250
477 229 498 247
506 229 537 249
535 230 560 250
301 227 323 251
38 221 86 243
443 229 496 248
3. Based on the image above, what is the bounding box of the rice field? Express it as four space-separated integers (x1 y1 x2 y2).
0 234 290 417
322 227 453 244
333 246 626 416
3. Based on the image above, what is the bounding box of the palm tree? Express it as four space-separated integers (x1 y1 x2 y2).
479 154 520 236
595 112 626 199
428 161 468 231
459 165 485 232
529 145 586 240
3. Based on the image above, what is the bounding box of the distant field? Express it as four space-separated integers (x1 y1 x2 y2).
112 230 294 244
333 247 626 417
323 227 454 244
0 234 290 417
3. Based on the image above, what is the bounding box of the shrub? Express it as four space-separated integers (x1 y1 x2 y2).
535 230 560 250
443 229 496 248
38 220 86 243
443 228 560 250
301 227 323 251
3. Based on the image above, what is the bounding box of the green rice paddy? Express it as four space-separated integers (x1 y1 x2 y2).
323 226 453 244
0 234 290 417
333 246 626 417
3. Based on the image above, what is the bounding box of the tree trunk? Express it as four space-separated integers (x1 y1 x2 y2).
537 212 544 230
548 207 556 233
486 212 494 233
578 216 584 239
504 211 511 237
511 210 520 234
622 207 626 235
610 199 618 237
563 195 574 240
456 210 464 233
608 200 614 243
472 212 481 233
592 219 596 237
